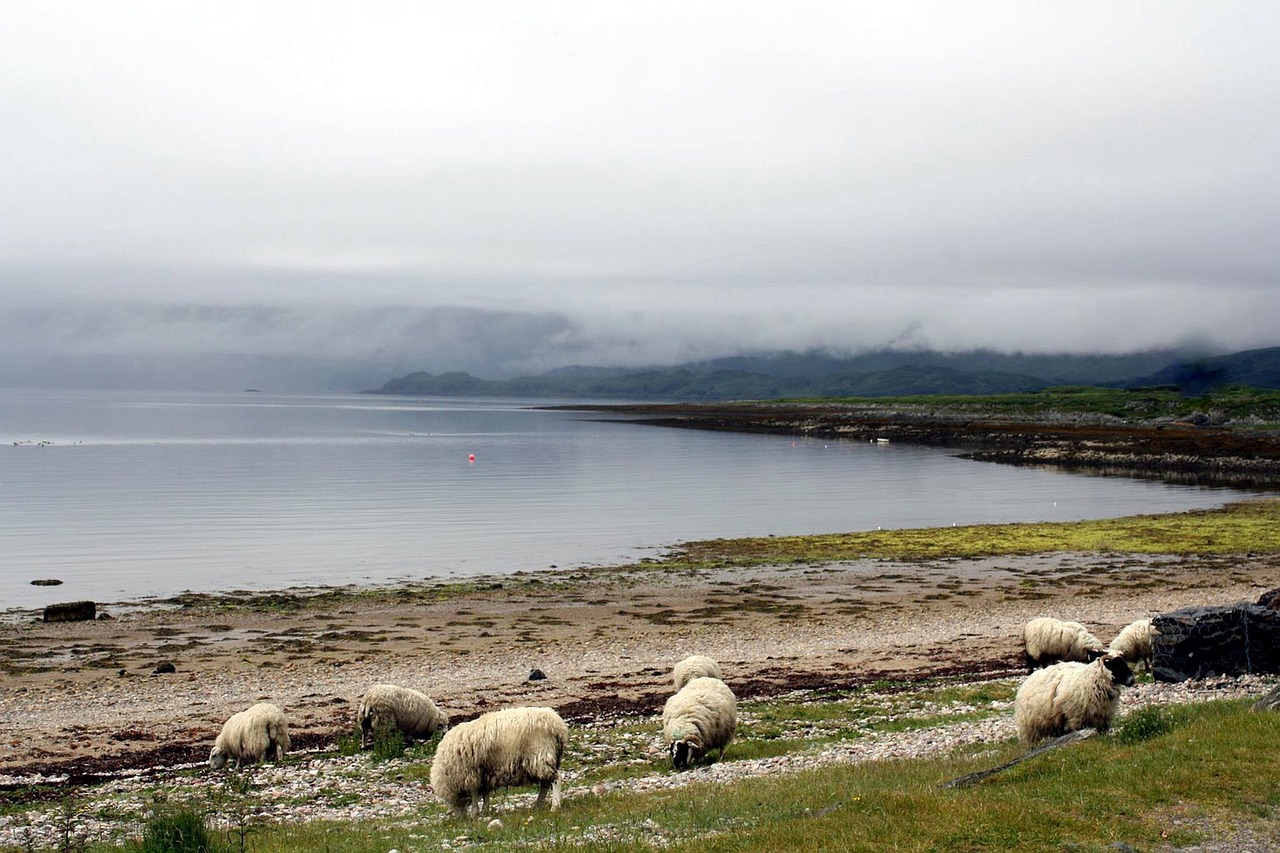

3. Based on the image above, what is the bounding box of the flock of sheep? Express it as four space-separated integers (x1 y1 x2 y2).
1015 616 1155 745
206 620 1153 818
207 654 738 818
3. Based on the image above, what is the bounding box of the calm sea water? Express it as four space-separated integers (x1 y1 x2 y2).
0 388 1258 611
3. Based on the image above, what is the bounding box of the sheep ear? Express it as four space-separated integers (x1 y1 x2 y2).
1085 647 1107 662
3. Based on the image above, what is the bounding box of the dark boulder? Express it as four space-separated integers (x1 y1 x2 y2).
42 600 96 623
1258 587 1280 610
1153 604 1280 682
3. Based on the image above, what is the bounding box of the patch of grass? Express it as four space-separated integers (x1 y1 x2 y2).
133 807 227 853
794 385 1280 422
1117 704 1181 744
664 499 1280 567
367 723 407 762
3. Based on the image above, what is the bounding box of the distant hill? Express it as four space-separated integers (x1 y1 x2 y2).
1124 346 1280 394
372 347 1242 401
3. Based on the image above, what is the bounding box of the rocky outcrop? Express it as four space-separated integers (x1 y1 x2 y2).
578 403 1280 487
42 600 96 623
1153 604 1280 682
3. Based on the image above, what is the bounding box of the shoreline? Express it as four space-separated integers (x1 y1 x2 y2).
4 538 1279 787
553 401 1280 486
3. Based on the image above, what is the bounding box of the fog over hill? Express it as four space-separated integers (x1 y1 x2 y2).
1 300 1274 398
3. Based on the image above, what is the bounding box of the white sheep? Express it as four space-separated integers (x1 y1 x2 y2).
1022 616 1105 670
662 676 737 771
209 702 291 770
357 684 449 748
1108 618 1157 671
672 654 724 691
1014 652 1136 745
429 706 568 817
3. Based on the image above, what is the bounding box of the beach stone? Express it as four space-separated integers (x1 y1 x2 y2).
30 578 63 586
1153 604 1280 682
153 662 177 674
42 600 96 622
528 668 547 681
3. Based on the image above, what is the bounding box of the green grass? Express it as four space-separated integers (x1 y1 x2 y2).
788 384 1280 422
12 694 1280 852
189 700 1280 851
665 498 1280 567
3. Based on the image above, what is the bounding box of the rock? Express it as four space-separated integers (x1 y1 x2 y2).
42 600 96 623
1153 604 1280 682
153 662 177 674
528 668 547 682
1258 587 1280 610
487 818 503 830
29 578 63 586
97 611 114 620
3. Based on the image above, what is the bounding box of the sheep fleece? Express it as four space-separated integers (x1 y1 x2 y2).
1023 617 1103 667
429 707 567 815
357 684 448 741
1014 659 1124 745
662 676 737 756
672 655 723 691
210 702 290 768
1109 618 1156 667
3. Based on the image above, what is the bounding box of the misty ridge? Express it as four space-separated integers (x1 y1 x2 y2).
2 300 1277 398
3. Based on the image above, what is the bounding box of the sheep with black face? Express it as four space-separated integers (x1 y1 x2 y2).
661 676 736 771
1014 651 1136 745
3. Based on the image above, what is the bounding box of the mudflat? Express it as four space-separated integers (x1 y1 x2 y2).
4 547 1277 785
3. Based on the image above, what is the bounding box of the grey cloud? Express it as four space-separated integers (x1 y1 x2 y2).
0 2 1277 384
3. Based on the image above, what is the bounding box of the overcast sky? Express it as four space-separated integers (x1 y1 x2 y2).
2 2 1278 382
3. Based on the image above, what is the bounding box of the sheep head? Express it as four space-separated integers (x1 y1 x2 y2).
1100 651 1136 686
208 747 229 770
669 735 704 771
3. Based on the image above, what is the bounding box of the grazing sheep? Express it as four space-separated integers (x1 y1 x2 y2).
209 702 290 770
1108 618 1157 671
1014 652 1136 745
429 707 568 817
672 654 723 691
357 684 449 748
662 676 737 771
1022 616 1105 670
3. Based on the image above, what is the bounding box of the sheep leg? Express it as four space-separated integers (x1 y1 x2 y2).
536 777 563 809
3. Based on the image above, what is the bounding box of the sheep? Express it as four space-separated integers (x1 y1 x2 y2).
1014 652 1136 745
357 684 449 748
429 706 568 817
1022 616 1105 670
209 702 290 770
672 654 723 691
662 676 737 771
1108 618 1157 672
